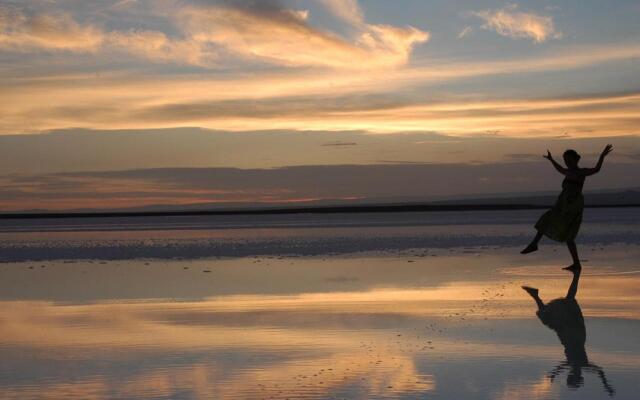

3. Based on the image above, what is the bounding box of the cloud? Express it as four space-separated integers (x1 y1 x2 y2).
0 9 104 51
2 160 638 211
319 0 365 27
106 30 209 66
506 153 542 161
2 128 638 177
472 4 561 43
0 2 638 137
0 1 428 70
322 141 357 147
458 26 473 39
178 1 428 69
7 76 638 137
126 91 640 138
318 0 430 67
2 42 640 137
0 6 209 65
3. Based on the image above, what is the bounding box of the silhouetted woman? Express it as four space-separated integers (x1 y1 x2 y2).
522 270 615 396
521 145 613 270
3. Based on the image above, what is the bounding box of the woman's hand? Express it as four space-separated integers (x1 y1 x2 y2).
584 144 613 176
543 150 553 161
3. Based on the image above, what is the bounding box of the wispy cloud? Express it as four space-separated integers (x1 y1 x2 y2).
0 6 209 65
458 26 473 39
177 0 428 69
471 4 561 43
0 9 103 52
0 1 429 69
319 0 365 27
3 48 640 136
322 141 358 147
0 1 638 139
2 160 638 211
3 128 637 177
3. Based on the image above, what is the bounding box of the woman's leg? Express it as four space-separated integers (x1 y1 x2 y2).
521 231 543 254
522 286 545 310
565 269 581 299
564 240 582 270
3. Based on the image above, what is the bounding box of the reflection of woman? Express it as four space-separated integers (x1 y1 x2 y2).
521 145 613 270
522 270 615 396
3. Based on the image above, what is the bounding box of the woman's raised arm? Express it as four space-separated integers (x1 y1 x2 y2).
582 144 613 176
544 150 567 175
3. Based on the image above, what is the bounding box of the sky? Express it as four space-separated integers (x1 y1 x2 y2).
0 0 639 211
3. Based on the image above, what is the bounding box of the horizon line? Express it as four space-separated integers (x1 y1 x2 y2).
3 203 640 221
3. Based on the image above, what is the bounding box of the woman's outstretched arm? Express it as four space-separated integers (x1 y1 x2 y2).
544 150 567 175
547 362 568 382
586 364 616 396
582 144 613 176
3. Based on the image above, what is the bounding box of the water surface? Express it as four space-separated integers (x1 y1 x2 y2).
0 209 639 399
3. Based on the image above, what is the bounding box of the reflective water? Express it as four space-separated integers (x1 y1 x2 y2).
1 208 639 262
0 210 639 399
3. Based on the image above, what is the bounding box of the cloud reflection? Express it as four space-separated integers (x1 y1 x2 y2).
1 254 639 399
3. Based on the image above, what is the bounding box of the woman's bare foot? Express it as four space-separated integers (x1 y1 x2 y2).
563 263 582 272
520 243 538 254
521 286 539 297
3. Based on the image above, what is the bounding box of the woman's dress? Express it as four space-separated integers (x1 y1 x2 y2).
535 177 584 242
537 298 587 363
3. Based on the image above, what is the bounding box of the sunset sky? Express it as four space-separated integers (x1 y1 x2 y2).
1 0 639 211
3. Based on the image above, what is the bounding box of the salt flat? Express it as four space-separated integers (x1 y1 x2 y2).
0 209 638 399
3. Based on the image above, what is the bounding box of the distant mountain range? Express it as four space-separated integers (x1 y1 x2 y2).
2 188 639 218
432 188 640 207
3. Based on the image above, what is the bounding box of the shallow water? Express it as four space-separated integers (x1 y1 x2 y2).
1 208 639 262
1 210 639 399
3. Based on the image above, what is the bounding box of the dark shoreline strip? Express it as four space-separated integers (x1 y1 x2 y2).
1 203 639 220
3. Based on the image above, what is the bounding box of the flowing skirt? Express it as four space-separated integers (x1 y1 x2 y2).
535 189 583 242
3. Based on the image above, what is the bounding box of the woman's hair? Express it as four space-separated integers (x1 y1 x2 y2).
563 149 581 162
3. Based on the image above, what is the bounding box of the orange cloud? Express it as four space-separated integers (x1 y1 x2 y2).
0 7 208 65
178 1 428 69
0 10 103 51
106 30 209 66
6 78 637 137
472 5 562 43
0 1 428 70
0 3 638 137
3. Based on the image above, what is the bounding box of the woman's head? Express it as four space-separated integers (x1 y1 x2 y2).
563 149 581 168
